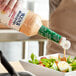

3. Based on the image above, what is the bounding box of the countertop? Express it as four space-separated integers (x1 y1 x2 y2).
0 62 25 73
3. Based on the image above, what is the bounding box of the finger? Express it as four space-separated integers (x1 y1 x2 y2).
0 0 10 11
12 0 20 12
0 0 3 5
3 0 17 13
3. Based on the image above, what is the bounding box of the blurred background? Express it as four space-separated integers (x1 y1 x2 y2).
0 0 49 61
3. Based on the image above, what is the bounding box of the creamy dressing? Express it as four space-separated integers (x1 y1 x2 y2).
64 49 66 57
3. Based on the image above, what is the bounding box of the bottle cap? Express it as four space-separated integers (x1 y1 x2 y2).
60 37 71 50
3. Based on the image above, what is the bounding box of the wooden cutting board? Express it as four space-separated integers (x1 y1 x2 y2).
0 62 25 73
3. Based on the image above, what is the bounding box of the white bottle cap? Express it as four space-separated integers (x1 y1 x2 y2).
60 37 71 50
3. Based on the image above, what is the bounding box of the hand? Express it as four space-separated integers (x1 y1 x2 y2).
0 0 20 14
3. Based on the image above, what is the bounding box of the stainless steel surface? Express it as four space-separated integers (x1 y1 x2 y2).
0 29 46 42
0 30 29 42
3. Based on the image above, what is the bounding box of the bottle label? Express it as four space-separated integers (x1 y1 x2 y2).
0 8 29 30
38 25 62 43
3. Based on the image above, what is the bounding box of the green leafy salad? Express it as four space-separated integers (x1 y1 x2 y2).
28 53 76 72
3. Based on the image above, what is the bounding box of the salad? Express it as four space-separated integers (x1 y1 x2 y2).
28 53 76 72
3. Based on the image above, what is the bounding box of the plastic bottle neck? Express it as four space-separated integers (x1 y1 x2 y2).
38 25 62 43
